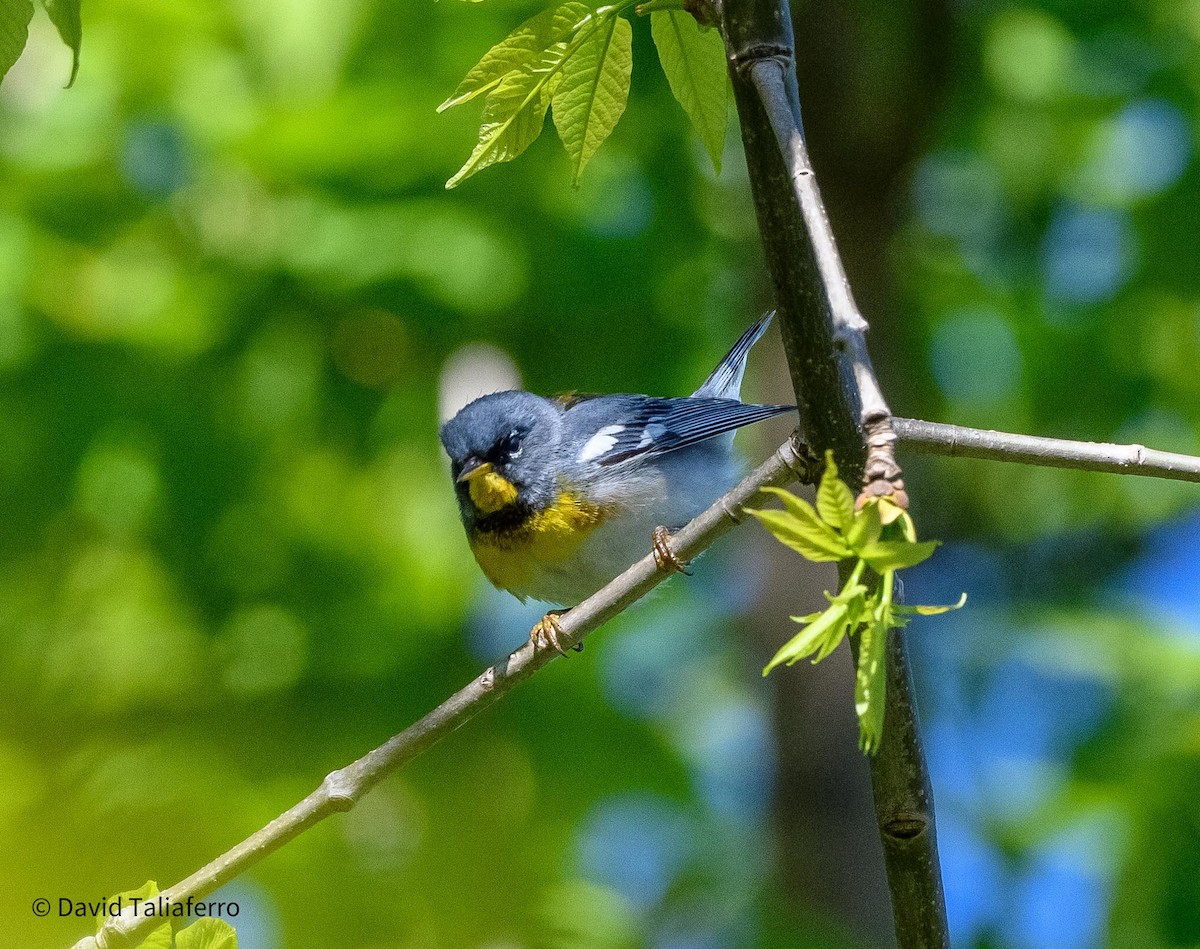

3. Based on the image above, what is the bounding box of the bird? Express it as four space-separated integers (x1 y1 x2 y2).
439 313 794 653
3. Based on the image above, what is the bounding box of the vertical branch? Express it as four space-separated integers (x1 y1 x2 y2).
718 1 946 945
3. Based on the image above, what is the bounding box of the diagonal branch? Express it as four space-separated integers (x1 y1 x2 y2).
75 435 814 949
894 418 1200 483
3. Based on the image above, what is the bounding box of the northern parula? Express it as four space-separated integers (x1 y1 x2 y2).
439 314 793 651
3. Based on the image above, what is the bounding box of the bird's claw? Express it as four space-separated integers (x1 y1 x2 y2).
652 525 692 575
530 610 583 656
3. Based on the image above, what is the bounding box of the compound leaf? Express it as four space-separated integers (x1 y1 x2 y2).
649 9 726 172
896 593 968 616
765 602 850 675
446 42 570 188
552 13 632 184
859 539 939 572
747 507 851 561
815 450 855 533
439 1 589 112
855 612 888 754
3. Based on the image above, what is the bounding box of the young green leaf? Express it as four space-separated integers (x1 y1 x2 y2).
757 485 821 523
552 13 632 184
177 918 239 949
827 582 868 604
757 485 852 554
815 593 866 662
855 611 888 754
41 0 79 85
1 0 34 83
439 1 589 112
446 43 570 188
875 495 905 525
765 601 850 674
895 593 968 616
815 450 855 533
858 539 939 572
746 507 851 561
649 10 727 172
845 497 882 552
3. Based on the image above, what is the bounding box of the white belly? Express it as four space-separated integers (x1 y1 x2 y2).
511 449 737 605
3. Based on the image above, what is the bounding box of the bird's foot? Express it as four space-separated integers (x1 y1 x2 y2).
530 610 583 656
652 525 692 575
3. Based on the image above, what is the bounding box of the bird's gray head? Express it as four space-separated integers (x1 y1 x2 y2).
439 391 562 520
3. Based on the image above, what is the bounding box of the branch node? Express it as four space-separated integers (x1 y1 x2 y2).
884 815 927 842
321 770 357 811
787 431 821 483
720 496 744 524
480 666 496 692
732 45 791 75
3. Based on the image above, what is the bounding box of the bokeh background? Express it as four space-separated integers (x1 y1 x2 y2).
2 0 1199 946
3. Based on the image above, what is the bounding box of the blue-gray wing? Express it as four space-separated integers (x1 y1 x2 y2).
569 396 794 466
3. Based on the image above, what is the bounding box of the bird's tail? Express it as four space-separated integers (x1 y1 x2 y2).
692 311 775 401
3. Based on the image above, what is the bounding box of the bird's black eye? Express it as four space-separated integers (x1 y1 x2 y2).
496 429 523 460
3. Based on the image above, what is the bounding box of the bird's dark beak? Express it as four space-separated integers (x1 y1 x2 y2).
456 458 493 483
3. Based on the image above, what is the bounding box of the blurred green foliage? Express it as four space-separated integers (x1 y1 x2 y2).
1 0 1199 947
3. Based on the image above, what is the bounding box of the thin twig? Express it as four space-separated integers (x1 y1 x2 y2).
76 436 813 949
894 417 1200 483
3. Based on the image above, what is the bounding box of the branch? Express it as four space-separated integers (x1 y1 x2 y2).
894 418 1200 483
75 435 813 949
718 3 946 945
747 60 905 507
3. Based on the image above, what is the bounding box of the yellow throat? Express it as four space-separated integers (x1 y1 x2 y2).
467 469 519 513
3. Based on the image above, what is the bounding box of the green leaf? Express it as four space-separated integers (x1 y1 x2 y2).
855 612 888 754
818 597 866 662
845 498 882 552
815 450 855 533
757 485 851 556
439 1 589 112
177 918 239 949
746 507 851 562
896 592 968 616
876 496 906 526
446 42 570 188
0 0 34 84
552 13 632 184
877 498 918 542
859 539 939 572
828 582 868 604
764 602 850 674
41 0 79 85
649 10 727 172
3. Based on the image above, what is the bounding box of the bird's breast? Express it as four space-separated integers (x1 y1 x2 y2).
468 491 607 594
